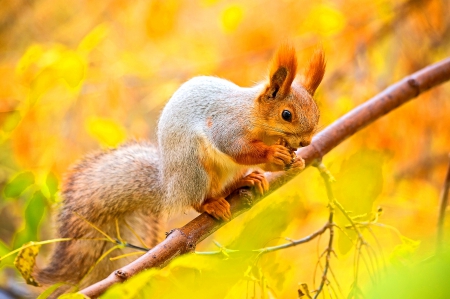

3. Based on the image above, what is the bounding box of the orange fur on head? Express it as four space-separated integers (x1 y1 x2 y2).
300 48 326 96
269 44 298 97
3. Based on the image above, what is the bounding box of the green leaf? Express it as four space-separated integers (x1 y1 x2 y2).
104 253 250 299
333 150 385 254
368 251 450 299
2 110 22 132
0 239 10 256
37 282 67 299
0 239 12 266
389 236 420 268
3 171 35 198
46 172 59 197
13 191 47 249
228 195 304 250
102 269 157 299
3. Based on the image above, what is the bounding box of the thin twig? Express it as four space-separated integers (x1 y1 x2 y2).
114 239 149 252
327 266 344 297
313 162 336 299
437 154 450 254
195 224 329 256
366 225 387 272
257 226 329 253
358 248 376 286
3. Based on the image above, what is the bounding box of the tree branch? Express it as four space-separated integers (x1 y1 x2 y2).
80 57 450 298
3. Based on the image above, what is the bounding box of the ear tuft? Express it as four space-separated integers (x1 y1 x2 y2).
300 48 326 96
268 44 298 98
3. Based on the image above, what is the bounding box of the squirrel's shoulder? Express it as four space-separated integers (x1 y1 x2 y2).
170 76 241 100
182 76 239 88
166 75 261 107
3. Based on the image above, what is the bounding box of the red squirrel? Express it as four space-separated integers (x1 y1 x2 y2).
35 45 325 291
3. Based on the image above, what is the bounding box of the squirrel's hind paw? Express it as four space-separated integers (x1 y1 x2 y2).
202 198 231 221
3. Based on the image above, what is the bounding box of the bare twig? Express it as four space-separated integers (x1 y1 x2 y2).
313 162 336 299
196 224 329 256
80 58 450 298
437 155 450 254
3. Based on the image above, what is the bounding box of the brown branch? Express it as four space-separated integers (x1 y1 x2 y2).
80 57 450 298
437 154 450 254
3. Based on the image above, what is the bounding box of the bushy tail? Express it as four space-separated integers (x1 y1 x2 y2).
34 141 163 295
35 211 160 294
35 237 107 284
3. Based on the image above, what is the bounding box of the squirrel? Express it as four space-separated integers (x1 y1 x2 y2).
34 44 325 293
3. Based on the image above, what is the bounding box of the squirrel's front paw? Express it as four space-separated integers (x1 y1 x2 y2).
202 198 231 221
267 145 293 171
287 155 305 172
234 171 269 195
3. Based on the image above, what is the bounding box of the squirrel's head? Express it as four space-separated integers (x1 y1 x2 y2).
255 44 325 149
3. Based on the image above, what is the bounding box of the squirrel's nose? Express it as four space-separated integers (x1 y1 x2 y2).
299 140 311 147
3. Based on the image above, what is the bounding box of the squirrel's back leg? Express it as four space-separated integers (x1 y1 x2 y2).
193 170 269 221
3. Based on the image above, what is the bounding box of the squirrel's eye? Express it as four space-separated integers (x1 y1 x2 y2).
281 110 292 122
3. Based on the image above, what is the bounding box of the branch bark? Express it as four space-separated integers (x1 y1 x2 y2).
80 57 450 298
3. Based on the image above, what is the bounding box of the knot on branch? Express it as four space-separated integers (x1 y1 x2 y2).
407 77 421 96
114 270 129 281
165 229 176 238
167 228 197 254
238 188 254 208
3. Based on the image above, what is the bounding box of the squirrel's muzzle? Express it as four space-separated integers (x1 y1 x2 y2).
299 140 311 147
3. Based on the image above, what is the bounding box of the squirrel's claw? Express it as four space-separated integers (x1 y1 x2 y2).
287 157 306 173
202 198 231 221
234 171 269 195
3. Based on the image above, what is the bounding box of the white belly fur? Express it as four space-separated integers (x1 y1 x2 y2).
199 135 256 198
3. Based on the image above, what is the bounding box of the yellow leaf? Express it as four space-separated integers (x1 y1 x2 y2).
78 23 109 54
298 283 313 299
86 117 127 147
53 50 85 89
13 241 41 286
15 44 44 77
145 0 180 38
17 44 85 103
221 4 244 33
201 0 219 6
304 4 346 36
335 96 354 115
103 269 157 299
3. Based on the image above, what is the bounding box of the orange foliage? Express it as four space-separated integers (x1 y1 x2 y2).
0 0 449 298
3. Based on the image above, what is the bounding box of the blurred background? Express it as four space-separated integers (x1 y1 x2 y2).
0 0 449 298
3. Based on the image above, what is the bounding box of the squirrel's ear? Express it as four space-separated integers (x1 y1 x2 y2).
300 48 326 96
267 45 298 99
